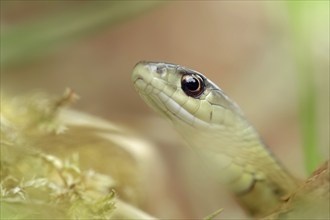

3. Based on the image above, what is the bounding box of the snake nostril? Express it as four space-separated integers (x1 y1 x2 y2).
156 65 166 75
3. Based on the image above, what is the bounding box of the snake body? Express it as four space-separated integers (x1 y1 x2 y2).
132 61 299 217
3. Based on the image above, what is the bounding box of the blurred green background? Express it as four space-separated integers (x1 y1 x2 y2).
1 1 329 219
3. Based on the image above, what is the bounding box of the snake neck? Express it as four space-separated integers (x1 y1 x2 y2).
173 120 299 217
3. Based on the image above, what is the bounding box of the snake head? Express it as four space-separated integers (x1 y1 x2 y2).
132 61 246 130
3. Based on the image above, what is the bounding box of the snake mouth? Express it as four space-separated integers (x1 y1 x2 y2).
133 78 147 94
132 61 158 94
132 63 170 118
134 76 143 82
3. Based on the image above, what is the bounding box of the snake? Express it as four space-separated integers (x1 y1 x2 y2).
131 61 300 217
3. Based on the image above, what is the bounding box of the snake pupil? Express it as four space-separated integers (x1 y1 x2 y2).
181 74 204 97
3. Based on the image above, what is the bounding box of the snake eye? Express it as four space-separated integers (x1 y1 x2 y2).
181 74 205 98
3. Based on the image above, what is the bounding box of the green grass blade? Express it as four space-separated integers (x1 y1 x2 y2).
286 1 326 174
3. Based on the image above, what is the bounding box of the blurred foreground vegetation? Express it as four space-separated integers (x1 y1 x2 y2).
0 90 156 219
